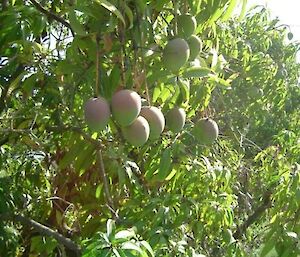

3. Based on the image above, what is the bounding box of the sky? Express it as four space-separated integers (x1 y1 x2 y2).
247 0 300 61
247 0 300 41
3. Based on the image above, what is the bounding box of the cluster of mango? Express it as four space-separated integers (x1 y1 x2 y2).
84 13 219 146
84 89 186 146
162 14 202 72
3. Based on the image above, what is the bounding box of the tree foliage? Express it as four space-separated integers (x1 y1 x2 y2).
0 0 299 256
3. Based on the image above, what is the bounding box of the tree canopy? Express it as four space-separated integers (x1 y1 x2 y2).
0 0 299 256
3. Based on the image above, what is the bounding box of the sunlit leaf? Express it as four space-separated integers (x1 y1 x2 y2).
106 219 116 238
182 67 212 78
115 229 135 240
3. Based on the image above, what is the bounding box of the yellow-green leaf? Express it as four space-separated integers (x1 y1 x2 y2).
124 3 133 29
222 0 238 21
182 67 211 78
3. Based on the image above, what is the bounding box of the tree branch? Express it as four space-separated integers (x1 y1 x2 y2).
233 189 272 239
2 0 8 10
29 0 74 36
0 213 81 256
0 126 106 152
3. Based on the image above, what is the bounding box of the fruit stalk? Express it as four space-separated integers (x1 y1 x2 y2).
95 36 100 97
172 0 178 35
117 7 127 88
135 2 151 105
96 149 118 220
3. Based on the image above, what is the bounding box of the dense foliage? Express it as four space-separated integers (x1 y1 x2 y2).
0 0 299 256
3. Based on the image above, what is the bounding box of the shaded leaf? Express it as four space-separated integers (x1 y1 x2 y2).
69 10 86 36
95 0 125 25
156 148 172 181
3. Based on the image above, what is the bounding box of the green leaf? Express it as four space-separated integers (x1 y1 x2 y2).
59 136 84 170
140 241 154 257
30 236 58 254
260 238 276 257
223 229 236 244
208 74 231 87
209 0 224 24
286 231 297 239
106 65 121 98
119 250 136 257
74 143 95 173
124 3 133 29
7 71 28 97
95 184 103 199
160 86 172 102
117 166 126 188
69 10 86 36
112 248 122 257
169 82 181 105
152 86 161 103
281 247 293 257
121 242 143 253
238 0 247 21
164 169 177 181
22 73 40 95
79 147 96 176
94 0 126 26
178 78 190 104
98 249 111 257
106 219 116 238
156 148 172 181
147 69 173 85
31 15 47 37
115 229 135 240
222 0 237 21
182 67 211 78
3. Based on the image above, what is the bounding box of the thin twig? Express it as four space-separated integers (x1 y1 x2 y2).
29 0 74 36
239 133 263 151
0 128 29 134
136 46 161 53
47 197 82 234
46 196 73 206
30 114 38 130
